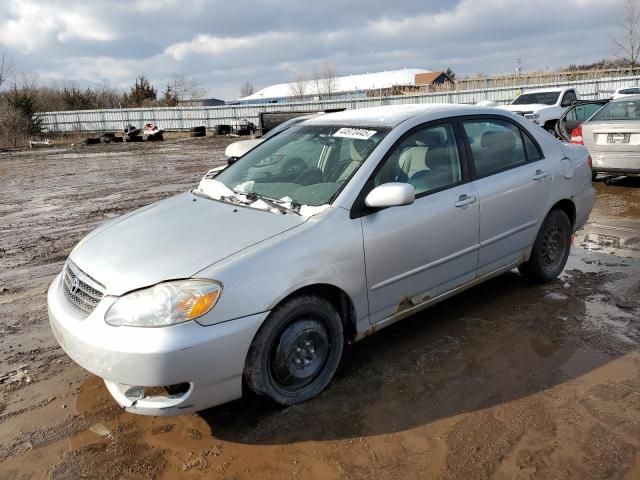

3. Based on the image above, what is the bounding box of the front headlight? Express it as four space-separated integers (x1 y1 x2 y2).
105 279 222 327
525 113 540 124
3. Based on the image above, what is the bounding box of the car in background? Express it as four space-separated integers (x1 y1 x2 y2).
612 86 640 99
48 104 594 415
498 87 579 135
224 114 319 161
555 99 609 142
570 94 640 178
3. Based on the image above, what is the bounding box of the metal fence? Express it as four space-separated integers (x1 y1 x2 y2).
36 74 640 133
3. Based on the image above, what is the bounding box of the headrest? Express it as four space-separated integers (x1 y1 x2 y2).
415 130 445 147
481 130 516 150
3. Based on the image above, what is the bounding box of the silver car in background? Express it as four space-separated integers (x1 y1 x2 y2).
48 104 595 416
572 94 640 177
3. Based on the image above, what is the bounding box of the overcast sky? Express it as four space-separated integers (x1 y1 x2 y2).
0 0 627 100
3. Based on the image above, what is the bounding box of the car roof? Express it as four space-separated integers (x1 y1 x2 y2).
611 93 640 102
305 103 504 128
519 87 568 94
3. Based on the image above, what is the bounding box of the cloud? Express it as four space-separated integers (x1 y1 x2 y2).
0 0 628 100
165 32 295 60
0 0 114 53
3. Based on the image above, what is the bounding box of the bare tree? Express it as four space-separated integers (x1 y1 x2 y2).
240 81 255 98
310 62 338 99
169 73 206 105
614 0 640 74
0 52 13 89
288 74 308 100
320 62 338 98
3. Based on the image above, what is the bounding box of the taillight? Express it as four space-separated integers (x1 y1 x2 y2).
570 125 583 144
587 154 593 171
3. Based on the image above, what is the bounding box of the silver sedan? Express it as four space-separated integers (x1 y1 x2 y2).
573 94 640 177
48 104 595 416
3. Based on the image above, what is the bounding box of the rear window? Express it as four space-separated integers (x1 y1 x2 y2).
591 100 640 121
618 87 640 95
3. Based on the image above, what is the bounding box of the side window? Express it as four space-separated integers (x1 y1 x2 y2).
562 90 577 106
462 119 527 177
373 123 462 196
522 133 542 162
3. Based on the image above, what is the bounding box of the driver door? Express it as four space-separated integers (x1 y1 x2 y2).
358 122 480 325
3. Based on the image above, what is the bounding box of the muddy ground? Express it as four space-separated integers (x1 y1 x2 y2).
0 137 639 480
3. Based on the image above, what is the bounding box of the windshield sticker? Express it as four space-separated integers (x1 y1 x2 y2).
332 128 377 140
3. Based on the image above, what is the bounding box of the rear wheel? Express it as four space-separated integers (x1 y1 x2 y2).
244 295 343 406
519 209 572 283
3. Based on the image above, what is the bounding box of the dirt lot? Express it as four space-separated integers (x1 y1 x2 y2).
1 137 639 480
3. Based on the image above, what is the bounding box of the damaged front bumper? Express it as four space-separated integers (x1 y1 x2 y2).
47 273 267 415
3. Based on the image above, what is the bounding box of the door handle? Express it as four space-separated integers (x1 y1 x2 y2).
533 169 549 181
455 194 477 207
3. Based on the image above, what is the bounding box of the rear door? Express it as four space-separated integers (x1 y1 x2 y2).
556 101 608 142
460 116 553 277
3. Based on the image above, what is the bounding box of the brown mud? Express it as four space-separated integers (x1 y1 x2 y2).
1 140 639 479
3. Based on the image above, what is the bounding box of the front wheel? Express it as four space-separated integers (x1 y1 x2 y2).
244 295 343 406
518 209 572 283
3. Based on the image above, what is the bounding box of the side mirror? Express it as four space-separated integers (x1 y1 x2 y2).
364 182 415 209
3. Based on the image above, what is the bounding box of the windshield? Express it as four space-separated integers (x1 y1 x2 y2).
212 124 388 207
512 92 560 106
591 100 640 121
261 116 310 140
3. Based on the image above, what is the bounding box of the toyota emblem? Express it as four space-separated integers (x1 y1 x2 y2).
70 277 80 294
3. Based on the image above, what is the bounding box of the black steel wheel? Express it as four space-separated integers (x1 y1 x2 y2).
244 295 343 405
519 209 572 283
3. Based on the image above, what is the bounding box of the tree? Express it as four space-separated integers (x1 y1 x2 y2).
0 84 43 146
614 0 640 74
311 62 338 99
161 84 179 106
123 75 157 107
168 73 206 106
0 52 13 89
320 62 337 98
288 75 308 100
444 67 457 81
240 81 255 98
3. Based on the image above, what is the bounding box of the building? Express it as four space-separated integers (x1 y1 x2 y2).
178 97 225 107
238 68 450 104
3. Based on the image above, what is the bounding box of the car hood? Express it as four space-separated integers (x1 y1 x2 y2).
224 138 263 158
70 192 307 296
499 104 553 113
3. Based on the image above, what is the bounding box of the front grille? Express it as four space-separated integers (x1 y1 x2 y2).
61 261 105 316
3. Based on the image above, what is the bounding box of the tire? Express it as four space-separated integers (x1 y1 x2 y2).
112 136 124 143
125 135 143 142
518 209 572 283
102 132 116 138
190 126 206 133
190 131 206 138
592 171 598 181
215 125 231 135
100 136 113 144
147 133 164 141
244 295 344 406
82 137 100 145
